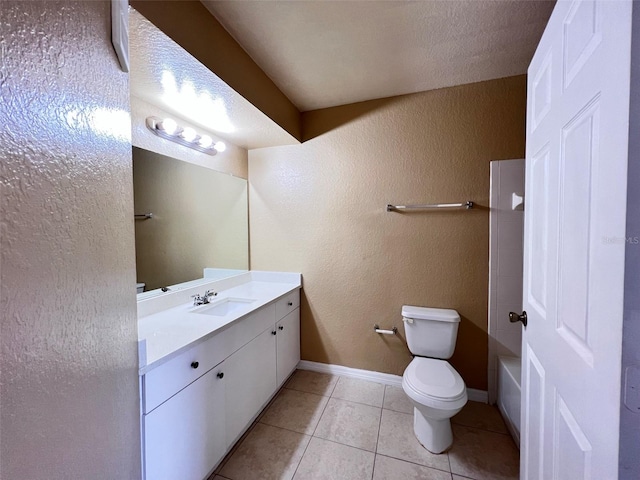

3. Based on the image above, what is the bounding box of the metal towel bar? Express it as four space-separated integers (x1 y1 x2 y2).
386 201 473 212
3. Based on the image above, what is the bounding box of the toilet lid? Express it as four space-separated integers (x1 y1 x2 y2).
404 357 466 401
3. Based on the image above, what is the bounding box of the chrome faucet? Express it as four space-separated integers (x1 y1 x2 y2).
204 289 217 300
192 289 218 306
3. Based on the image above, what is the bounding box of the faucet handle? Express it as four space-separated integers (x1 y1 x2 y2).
204 290 217 297
191 293 205 306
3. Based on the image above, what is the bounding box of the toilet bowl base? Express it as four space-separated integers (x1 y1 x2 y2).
413 408 453 454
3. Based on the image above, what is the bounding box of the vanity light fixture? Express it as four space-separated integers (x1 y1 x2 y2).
146 116 226 156
179 126 197 142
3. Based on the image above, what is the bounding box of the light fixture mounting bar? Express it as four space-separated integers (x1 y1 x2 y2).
146 117 219 156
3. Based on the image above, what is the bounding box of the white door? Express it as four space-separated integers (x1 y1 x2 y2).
522 1 632 478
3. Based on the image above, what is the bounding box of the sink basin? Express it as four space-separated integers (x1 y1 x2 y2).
192 297 256 317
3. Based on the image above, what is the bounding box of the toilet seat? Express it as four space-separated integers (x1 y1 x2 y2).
403 357 467 408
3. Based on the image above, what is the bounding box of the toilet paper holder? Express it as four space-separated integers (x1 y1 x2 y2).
374 324 398 335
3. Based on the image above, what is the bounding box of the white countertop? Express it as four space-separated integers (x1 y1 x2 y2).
137 271 301 375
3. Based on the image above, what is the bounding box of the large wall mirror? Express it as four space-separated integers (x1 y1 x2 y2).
133 146 249 293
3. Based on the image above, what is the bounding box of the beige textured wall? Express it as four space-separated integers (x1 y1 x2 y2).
0 1 140 478
130 0 301 142
133 147 249 290
249 76 526 390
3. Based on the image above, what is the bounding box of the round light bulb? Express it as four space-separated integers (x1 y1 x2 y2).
214 141 226 153
198 135 213 148
180 127 197 142
158 118 177 135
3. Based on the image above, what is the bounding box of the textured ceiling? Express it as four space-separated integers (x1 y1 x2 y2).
202 0 555 111
129 9 298 149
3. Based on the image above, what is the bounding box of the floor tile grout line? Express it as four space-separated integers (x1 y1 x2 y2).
370 388 386 480
311 387 383 453
330 376 386 407
327 375 339 396
257 417 315 438
284 382 411 412
292 373 363 480
310 386 334 438
254 420 313 438
232 421 313 480
374 388 386 454
328 395 384 408
374 453 455 476
309 433 379 455
319 395 383 414
258 376 512 479
453 422 515 437
214 421 259 475
281 385 333 399
224 371 516 480
289 427 314 480
381 384 387 410
381 405 413 415
285 369 340 397
282 384 337 398
273 372 516 479
288 370 386 407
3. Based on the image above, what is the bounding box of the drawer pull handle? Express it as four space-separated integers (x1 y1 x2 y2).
272 330 277 335
278 325 284 330
191 361 199 369
217 372 224 379
287 302 293 306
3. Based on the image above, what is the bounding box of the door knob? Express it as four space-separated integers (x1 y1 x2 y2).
509 311 527 327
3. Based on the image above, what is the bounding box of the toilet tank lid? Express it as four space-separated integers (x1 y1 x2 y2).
401 306 460 322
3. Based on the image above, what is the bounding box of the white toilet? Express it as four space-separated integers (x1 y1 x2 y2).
401 305 467 454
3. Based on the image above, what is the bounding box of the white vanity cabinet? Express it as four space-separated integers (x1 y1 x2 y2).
275 290 301 386
277 308 300 387
224 326 277 446
141 288 300 480
143 364 226 480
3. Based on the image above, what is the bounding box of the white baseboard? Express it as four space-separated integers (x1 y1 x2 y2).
297 360 404 387
297 360 488 404
467 389 488 403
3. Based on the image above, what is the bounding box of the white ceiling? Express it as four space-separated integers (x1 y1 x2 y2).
129 9 298 149
202 0 555 112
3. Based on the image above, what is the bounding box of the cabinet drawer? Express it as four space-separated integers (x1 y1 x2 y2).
222 303 275 358
142 304 277 414
275 290 300 320
143 332 228 414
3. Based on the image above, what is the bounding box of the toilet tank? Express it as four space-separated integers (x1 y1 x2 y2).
402 306 460 359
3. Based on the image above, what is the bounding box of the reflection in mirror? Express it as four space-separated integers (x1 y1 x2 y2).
133 146 248 293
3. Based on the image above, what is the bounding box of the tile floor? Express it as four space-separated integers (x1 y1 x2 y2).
211 370 519 480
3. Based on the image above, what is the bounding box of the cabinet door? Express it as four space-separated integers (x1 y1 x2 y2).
225 327 276 447
276 308 300 387
143 365 225 480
